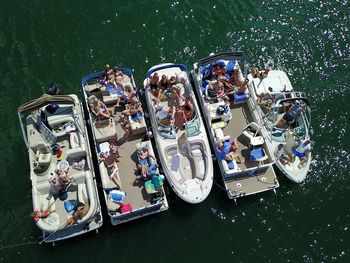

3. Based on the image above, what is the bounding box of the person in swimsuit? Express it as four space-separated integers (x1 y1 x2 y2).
31 202 55 222
275 143 291 165
181 96 193 121
118 115 131 141
136 147 156 179
90 97 111 119
73 203 89 220
174 106 187 131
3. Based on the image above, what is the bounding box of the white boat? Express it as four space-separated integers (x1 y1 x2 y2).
18 94 103 244
143 63 213 204
191 52 279 200
246 69 312 183
82 68 168 225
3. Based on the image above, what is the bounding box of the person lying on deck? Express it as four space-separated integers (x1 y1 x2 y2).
99 147 123 189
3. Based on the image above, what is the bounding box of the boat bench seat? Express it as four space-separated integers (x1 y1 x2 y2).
85 83 101 94
47 115 74 128
222 159 240 174
191 149 205 180
130 117 147 135
99 162 117 190
93 119 116 143
66 146 86 160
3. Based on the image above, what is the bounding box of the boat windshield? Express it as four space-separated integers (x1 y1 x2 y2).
265 96 311 142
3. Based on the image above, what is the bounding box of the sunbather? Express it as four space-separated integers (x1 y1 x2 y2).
89 96 112 119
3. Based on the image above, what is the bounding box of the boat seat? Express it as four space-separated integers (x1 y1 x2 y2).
47 115 74 128
130 117 146 135
70 132 80 149
85 83 101 94
191 149 205 180
35 142 52 166
249 147 269 162
222 159 239 173
72 172 86 184
99 162 117 190
93 119 116 143
66 146 86 160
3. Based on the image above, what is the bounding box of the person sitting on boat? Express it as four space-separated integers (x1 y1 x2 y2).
181 95 194 121
275 143 291 165
217 138 242 164
50 169 71 193
159 74 170 89
31 202 55 222
228 137 243 163
251 67 271 79
282 102 306 124
136 147 156 179
174 105 187 131
118 115 131 141
211 61 226 80
103 64 113 83
73 203 90 221
214 81 226 98
106 74 126 107
155 74 170 101
99 148 123 188
157 106 175 126
149 72 160 97
122 100 144 123
89 96 112 120
257 92 274 111
292 139 311 169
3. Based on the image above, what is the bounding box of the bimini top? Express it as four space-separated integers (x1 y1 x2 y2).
18 94 76 115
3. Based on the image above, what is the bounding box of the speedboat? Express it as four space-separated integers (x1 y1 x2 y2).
18 94 103 244
143 63 213 204
247 69 312 183
81 68 168 225
191 52 279 200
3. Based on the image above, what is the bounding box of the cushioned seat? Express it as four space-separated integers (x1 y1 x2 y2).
130 117 146 135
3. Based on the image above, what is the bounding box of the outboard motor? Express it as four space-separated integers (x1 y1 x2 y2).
47 82 61 95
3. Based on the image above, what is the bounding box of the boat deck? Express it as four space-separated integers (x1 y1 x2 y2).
113 109 154 208
85 83 159 212
223 103 273 169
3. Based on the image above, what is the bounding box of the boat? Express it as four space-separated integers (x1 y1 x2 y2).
143 63 214 204
191 52 279 200
81 67 168 225
18 94 103 244
246 69 312 183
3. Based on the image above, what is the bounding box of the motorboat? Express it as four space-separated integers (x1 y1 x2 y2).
81 68 168 225
143 63 213 204
246 69 312 183
191 52 279 200
18 94 103 244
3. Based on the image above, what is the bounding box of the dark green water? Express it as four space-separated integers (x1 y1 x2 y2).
1 0 350 262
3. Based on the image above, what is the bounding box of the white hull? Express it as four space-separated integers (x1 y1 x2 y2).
18 94 103 243
247 70 312 183
81 70 169 225
191 52 279 199
144 63 213 204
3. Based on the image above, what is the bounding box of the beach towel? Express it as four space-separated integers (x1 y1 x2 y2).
217 141 231 160
171 154 180 172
